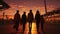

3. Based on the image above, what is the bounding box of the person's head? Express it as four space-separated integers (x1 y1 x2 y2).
16 10 19 13
29 10 32 13
24 12 26 14
36 10 39 14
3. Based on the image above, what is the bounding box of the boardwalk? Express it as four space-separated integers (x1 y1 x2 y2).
0 22 60 34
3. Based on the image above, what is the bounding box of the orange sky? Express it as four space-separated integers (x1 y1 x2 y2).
0 0 60 19
0 4 57 15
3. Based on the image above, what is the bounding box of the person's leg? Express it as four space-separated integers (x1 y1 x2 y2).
16 25 18 31
23 23 25 33
36 23 38 32
28 22 31 34
41 23 45 33
37 23 39 32
16 23 19 31
31 22 32 30
29 22 30 30
41 23 43 31
36 21 39 32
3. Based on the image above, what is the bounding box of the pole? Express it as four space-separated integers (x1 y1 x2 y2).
44 0 49 21
44 0 47 14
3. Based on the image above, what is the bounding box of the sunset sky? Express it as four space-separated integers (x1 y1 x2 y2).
0 0 60 16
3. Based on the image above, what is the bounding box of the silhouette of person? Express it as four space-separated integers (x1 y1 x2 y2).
14 10 20 31
2 12 5 24
22 12 27 33
28 10 34 34
35 10 40 34
6 15 8 24
40 15 45 33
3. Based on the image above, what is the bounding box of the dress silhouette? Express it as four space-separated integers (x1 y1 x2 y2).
22 12 27 33
14 10 20 31
28 10 34 34
35 10 40 34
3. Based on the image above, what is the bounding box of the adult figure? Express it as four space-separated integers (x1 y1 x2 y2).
40 15 45 33
28 10 34 34
14 10 20 31
35 10 40 34
22 12 27 33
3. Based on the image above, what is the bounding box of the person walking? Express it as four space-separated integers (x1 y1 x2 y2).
14 10 20 31
35 10 40 34
28 10 34 34
22 12 27 34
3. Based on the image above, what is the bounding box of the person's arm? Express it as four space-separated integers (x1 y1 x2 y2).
27 14 29 21
19 15 20 21
32 14 34 20
14 14 16 21
35 14 37 20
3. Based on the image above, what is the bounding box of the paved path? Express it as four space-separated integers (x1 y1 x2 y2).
0 22 60 34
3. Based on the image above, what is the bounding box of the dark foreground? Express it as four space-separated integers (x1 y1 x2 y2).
0 22 60 34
